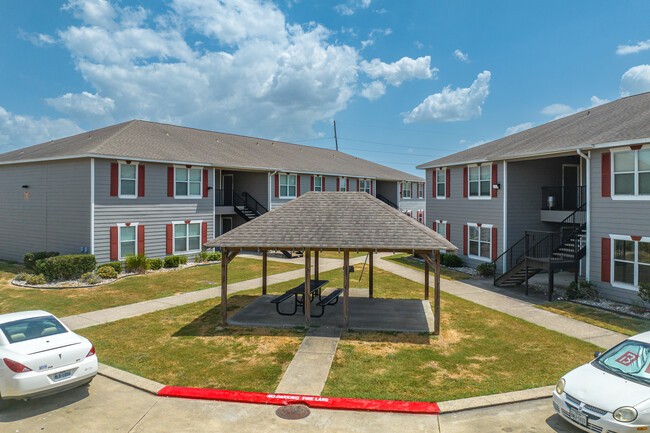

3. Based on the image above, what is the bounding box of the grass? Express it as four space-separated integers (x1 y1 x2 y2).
382 253 472 280
322 292 600 402
0 258 301 317
78 296 305 391
311 251 369 259
537 301 650 336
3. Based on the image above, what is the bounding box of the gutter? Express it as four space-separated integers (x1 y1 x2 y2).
577 149 590 281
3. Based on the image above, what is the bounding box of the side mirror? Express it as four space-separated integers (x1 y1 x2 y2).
594 351 601 359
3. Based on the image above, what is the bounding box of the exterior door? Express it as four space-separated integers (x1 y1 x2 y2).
222 217 233 235
562 164 578 210
223 174 233 206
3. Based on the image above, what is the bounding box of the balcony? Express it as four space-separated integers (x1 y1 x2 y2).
540 186 586 223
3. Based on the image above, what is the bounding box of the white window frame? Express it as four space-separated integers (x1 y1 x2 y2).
436 170 446 200
359 179 371 194
116 222 139 259
339 177 347 192
402 182 412 199
416 210 424 224
468 164 492 200
172 220 203 254
435 220 447 238
611 147 650 200
279 173 297 198
174 166 203 199
467 223 492 262
418 182 425 199
314 176 323 192
610 234 650 290
118 161 138 199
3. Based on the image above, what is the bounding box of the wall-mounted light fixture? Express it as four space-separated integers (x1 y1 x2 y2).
207 186 213 190
21 185 29 189
492 183 500 190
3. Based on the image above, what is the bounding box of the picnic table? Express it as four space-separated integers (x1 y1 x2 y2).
270 280 329 316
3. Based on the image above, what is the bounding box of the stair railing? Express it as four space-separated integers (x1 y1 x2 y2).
241 192 268 216
377 193 398 209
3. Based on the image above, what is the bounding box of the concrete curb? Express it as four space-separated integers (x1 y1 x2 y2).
98 363 165 396
436 385 555 413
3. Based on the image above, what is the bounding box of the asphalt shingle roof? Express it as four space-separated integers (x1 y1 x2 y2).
0 120 422 182
204 192 456 252
417 92 650 168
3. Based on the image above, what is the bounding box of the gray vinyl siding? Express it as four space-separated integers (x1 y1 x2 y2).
270 174 379 209
221 170 269 208
376 180 398 204
0 159 91 262
590 147 650 304
93 159 214 264
425 163 504 266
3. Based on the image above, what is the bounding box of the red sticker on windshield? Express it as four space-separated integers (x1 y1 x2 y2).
616 351 640 366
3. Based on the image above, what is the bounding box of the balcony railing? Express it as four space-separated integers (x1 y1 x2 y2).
214 189 233 207
541 186 586 211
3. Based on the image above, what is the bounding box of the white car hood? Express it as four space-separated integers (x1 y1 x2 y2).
565 363 650 410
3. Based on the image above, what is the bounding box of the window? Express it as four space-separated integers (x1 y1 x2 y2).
437 170 445 197
280 174 297 198
176 167 202 197
469 165 491 197
417 210 424 224
0 316 67 344
418 182 424 199
436 221 447 238
613 149 650 196
119 225 136 258
402 182 411 199
359 179 371 193
314 176 322 192
613 238 650 288
174 222 201 253
468 225 491 259
119 163 137 197
339 177 347 191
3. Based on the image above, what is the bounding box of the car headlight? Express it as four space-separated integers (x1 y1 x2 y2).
613 406 638 422
555 378 565 395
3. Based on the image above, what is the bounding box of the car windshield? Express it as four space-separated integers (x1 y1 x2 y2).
0 316 67 344
595 340 650 386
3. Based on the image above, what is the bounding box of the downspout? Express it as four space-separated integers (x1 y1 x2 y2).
577 149 590 281
502 161 507 273
269 170 277 211
90 158 95 255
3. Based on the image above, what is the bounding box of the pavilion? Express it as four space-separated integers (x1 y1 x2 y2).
203 192 456 333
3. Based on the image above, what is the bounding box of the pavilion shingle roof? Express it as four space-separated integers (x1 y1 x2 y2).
204 192 456 252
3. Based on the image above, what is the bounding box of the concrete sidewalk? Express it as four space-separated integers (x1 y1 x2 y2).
62 255 368 330
375 255 626 349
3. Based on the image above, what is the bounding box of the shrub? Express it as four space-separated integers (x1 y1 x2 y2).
81 272 102 285
14 272 30 282
147 258 164 270
179 255 188 265
23 251 59 270
102 261 122 274
476 262 495 277
96 265 118 279
124 254 148 274
207 252 221 262
34 255 96 282
441 253 463 268
164 255 181 268
639 283 650 304
566 281 599 300
194 251 209 263
26 274 47 285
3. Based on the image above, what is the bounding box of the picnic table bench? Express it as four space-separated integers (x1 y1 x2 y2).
311 289 343 317
270 280 329 316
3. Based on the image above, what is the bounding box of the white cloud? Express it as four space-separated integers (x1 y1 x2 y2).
541 96 610 119
0 107 83 150
617 39 650 55
505 122 533 136
404 70 491 124
620 65 650 96
360 28 391 49
360 56 435 86
590 95 609 106
360 81 386 101
453 49 469 62
46 91 115 120
334 0 371 15
18 30 57 46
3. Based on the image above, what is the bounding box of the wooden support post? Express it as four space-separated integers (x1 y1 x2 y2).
424 259 430 300
343 250 350 330
369 252 374 299
434 250 441 336
305 248 311 328
221 248 228 327
314 250 319 280
262 250 268 295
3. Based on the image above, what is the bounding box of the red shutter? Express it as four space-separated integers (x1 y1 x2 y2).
203 169 209 197
166 224 173 255
602 237 611 282
491 164 498 198
446 169 451 198
446 223 451 241
463 225 468 255
201 222 208 247
432 221 437 232
167 167 174 197
346 178 350 191
322 177 325 191
138 225 145 255
137 164 145 197
110 163 119 196
602 152 611 197
336 178 340 191
370 180 373 195
400 183 403 198
110 226 119 260
357 179 360 191
463 167 468 198
297 175 301 197
311 176 314 191
275 173 279 197
491 227 498 260
432 171 436 197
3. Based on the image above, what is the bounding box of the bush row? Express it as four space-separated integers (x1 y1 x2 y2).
23 251 59 270
34 255 97 282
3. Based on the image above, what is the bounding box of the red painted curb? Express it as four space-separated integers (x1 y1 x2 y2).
158 386 439 415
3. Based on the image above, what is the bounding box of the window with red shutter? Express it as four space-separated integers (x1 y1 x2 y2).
491 227 498 260
275 173 280 197
463 225 468 255
138 225 145 255
297 175 301 197
110 163 119 196
602 237 611 282
110 226 119 260
357 179 360 191
311 176 314 191
203 169 209 197
432 221 437 231
445 223 451 241
202 222 208 247
167 167 174 197
491 164 498 198
400 182 403 198
138 165 145 197
463 167 468 198
432 171 436 197
166 224 173 255
336 178 340 191
446 169 450 198
602 152 611 197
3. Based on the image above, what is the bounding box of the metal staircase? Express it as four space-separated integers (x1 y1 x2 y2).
493 203 586 299
232 191 268 222
377 193 398 209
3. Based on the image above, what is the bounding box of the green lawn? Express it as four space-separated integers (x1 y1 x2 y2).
382 253 472 280
311 251 369 260
537 301 650 336
0 258 301 317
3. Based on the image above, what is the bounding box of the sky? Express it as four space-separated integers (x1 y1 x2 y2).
1 1 650 177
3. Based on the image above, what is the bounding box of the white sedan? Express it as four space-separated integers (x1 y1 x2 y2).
0 310 97 404
554 331 650 432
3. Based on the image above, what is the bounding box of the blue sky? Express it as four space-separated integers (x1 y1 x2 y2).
1 1 650 176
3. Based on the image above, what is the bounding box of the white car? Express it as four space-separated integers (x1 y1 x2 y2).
554 331 650 432
0 310 97 405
